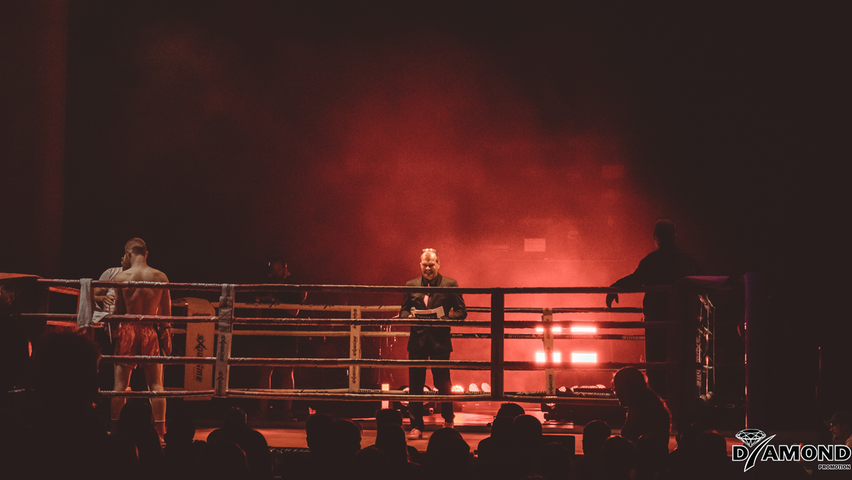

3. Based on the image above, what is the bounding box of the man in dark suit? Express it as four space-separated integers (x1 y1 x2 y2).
400 248 467 439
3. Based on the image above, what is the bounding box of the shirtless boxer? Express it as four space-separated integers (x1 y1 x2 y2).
111 237 171 436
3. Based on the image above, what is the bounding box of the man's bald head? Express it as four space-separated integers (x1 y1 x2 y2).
125 237 147 256
420 248 440 281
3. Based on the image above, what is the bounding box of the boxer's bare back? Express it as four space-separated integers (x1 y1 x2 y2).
113 264 170 317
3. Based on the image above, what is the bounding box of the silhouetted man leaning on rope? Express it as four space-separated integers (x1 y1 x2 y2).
606 220 700 396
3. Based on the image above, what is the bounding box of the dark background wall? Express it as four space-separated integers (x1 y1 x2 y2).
2 1 847 425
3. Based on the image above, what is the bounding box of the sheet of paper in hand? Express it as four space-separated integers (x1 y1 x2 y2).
411 306 445 318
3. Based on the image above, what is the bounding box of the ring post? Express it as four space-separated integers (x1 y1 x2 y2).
214 284 235 398
491 290 505 401
349 306 362 392
543 308 555 395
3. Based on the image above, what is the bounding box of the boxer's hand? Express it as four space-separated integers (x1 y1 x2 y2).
103 292 116 307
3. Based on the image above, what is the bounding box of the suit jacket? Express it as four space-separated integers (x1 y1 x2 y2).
400 274 467 354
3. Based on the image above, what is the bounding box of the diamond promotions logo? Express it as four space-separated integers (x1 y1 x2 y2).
733 428 851 473
733 429 777 472
736 429 768 448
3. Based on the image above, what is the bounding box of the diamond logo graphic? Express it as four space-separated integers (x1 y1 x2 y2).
735 429 767 448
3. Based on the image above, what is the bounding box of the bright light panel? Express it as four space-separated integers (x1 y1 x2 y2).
571 352 598 363
570 325 597 334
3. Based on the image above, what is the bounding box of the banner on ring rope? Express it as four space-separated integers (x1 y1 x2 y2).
179 298 216 398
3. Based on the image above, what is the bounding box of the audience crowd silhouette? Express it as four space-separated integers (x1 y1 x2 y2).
1 333 837 479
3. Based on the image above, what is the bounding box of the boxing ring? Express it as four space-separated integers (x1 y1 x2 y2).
1 274 755 423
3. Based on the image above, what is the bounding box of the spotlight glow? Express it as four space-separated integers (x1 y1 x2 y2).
552 326 563 334
552 351 562 363
570 325 597 334
481 383 491 393
468 383 480 393
535 351 547 363
535 326 544 334
451 384 465 394
571 352 598 363
381 383 390 408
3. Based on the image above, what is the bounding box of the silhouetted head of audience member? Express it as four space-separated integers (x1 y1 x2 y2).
352 445 392 480
31 332 101 417
582 420 612 457
117 398 156 436
653 219 677 249
164 411 197 447
116 398 164 475
306 413 335 456
674 420 705 451
601 435 635 480
829 410 852 444
376 408 404 428
506 415 545 477
511 414 544 449
327 419 362 461
496 402 526 419
490 415 515 441
482 402 526 447
477 414 515 465
613 367 649 407
199 438 249 480
222 406 249 430
426 427 470 478
375 423 409 464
